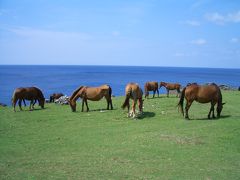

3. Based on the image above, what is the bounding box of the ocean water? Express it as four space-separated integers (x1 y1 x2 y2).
0 65 240 105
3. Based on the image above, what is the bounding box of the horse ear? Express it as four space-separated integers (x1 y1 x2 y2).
222 102 226 105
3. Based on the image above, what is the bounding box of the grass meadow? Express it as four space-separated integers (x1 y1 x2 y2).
0 91 240 179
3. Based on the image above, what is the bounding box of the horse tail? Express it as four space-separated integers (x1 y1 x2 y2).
217 86 223 106
70 86 84 100
178 87 186 116
108 85 112 97
121 90 131 109
12 90 16 107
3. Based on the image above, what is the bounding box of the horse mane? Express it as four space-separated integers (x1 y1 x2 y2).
70 86 84 100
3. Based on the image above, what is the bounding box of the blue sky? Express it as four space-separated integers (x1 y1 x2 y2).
0 0 240 68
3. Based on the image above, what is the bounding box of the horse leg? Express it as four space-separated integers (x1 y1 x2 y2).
177 89 180 97
127 103 130 117
138 100 143 115
29 100 33 111
212 102 216 119
32 99 36 109
13 100 17 112
157 89 159 97
85 99 89 112
153 90 155 98
110 98 113 110
132 100 137 118
18 99 23 111
167 89 169 97
105 96 110 110
185 100 193 119
81 99 84 112
212 103 216 119
23 99 26 106
106 96 113 110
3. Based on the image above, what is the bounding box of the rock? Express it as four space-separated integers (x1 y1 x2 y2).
54 95 69 105
0 103 7 107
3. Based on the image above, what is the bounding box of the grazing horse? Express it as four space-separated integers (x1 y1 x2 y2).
121 83 144 118
144 81 159 98
69 85 113 112
159 82 181 97
178 83 225 119
50 93 64 102
12 87 45 112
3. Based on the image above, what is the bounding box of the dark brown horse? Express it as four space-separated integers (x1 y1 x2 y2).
178 83 225 119
159 82 181 97
144 81 159 98
12 87 45 112
69 85 113 112
122 83 143 118
50 93 64 102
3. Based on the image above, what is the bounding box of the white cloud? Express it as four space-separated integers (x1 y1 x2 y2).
174 52 198 57
8 27 92 40
230 38 239 43
180 20 200 26
205 11 240 25
191 39 207 45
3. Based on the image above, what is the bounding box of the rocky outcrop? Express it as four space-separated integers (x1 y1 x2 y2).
0 103 7 107
54 95 69 105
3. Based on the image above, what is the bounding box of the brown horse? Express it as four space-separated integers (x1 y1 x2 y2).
178 83 225 119
50 93 64 102
12 87 45 112
69 85 113 112
144 81 159 98
122 83 144 118
159 82 181 97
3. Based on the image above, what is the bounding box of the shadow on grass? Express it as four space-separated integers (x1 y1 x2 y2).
190 115 231 121
138 111 156 120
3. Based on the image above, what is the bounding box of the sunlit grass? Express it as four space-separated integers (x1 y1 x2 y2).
0 91 240 179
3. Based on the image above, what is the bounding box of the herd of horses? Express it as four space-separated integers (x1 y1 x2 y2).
11 81 225 119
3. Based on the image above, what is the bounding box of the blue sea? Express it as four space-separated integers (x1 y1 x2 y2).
0 65 240 105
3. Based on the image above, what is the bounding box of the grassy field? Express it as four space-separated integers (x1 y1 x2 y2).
0 91 240 179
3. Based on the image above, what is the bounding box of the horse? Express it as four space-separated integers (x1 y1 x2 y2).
12 87 45 112
178 83 225 119
159 82 181 97
144 81 159 98
50 93 64 103
121 83 144 118
69 85 113 112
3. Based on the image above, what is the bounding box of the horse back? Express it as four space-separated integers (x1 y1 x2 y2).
12 87 43 101
99 84 110 90
145 81 158 90
85 86 110 101
126 83 142 99
185 84 220 103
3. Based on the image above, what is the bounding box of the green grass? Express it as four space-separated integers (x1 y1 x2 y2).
0 91 240 179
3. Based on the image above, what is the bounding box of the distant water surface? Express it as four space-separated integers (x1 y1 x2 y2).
0 65 239 105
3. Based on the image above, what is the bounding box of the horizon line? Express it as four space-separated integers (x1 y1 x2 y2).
0 64 240 70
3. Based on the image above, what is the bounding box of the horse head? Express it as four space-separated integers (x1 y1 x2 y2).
159 82 165 88
69 99 76 112
39 98 45 109
217 102 226 118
